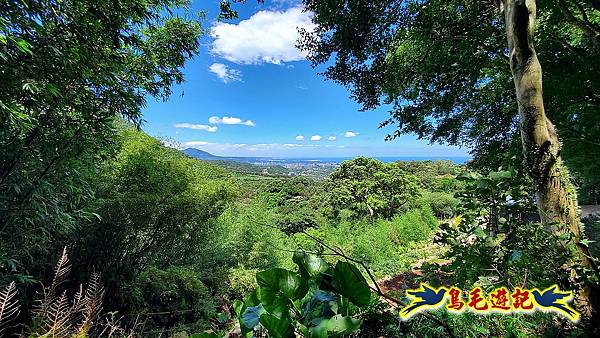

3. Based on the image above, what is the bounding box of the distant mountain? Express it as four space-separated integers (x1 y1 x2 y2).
183 148 221 160
182 148 272 164
183 148 470 165
183 148 291 176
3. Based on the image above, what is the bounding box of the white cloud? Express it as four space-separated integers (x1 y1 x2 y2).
175 123 218 132
210 6 315 65
209 116 256 127
343 131 358 138
208 63 242 83
183 141 209 147
295 135 304 141
283 143 303 147
327 136 336 141
310 135 322 141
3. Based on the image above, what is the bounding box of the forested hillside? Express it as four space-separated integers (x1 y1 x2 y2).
1 0 599 337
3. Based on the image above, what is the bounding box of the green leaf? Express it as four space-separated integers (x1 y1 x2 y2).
256 288 289 317
331 262 371 306
293 252 329 277
232 299 244 318
297 323 310 337
15 38 33 55
326 315 362 335
489 170 514 181
243 290 260 308
241 304 265 329
259 313 294 338
256 268 309 301
309 319 329 338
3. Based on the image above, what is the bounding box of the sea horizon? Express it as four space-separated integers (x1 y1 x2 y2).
224 155 472 164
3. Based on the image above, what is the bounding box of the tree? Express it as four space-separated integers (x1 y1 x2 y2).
299 1 599 174
327 157 421 220
0 0 202 279
74 127 235 309
300 0 598 318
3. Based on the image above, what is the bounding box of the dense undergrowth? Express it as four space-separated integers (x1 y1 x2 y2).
1 125 598 337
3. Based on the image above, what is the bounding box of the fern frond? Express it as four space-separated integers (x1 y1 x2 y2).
77 272 105 335
70 284 85 320
0 282 20 333
41 290 72 337
33 247 71 322
50 247 71 295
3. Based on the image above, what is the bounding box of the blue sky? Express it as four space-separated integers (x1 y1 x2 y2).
141 0 470 158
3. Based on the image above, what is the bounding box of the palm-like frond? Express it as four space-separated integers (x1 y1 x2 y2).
42 290 71 337
0 282 20 334
49 247 71 298
33 247 71 321
26 249 108 337
77 272 105 335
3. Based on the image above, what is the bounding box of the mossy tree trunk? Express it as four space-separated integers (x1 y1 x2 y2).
502 0 595 318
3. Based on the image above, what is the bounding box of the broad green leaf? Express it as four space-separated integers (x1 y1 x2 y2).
331 262 371 306
232 299 244 318
309 319 329 338
256 288 289 317
326 315 362 335
259 313 294 338
293 252 329 277
243 290 260 308
256 268 309 301
15 38 33 55
241 304 265 329
297 323 310 337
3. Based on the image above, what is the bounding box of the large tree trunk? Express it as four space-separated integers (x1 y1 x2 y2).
502 0 596 319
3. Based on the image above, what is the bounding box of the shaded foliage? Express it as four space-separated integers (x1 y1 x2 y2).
299 0 600 199
74 127 234 311
0 0 202 282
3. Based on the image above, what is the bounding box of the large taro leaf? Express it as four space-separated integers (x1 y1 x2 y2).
232 299 244 318
241 304 265 329
259 313 294 338
326 314 361 335
256 287 289 318
256 268 309 308
309 319 329 338
304 290 337 323
331 262 371 306
236 290 261 337
293 252 329 277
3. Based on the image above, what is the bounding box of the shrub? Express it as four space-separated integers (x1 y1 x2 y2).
433 170 569 289
389 205 438 245
295 206 440 278
419 191 459 219
227 267 258 299
127 266 216 332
